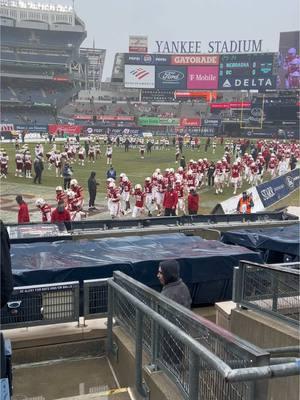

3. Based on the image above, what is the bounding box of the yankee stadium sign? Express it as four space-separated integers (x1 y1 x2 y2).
154 39 263 54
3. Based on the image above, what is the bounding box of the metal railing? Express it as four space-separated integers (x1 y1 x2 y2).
1 272 299 399
107 273 300 400
233 261 300 327
83 279 108 319
1 281 80 329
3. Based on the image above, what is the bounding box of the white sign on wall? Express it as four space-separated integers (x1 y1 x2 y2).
124 65 155 88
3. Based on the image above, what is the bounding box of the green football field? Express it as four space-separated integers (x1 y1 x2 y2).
0 139 299 214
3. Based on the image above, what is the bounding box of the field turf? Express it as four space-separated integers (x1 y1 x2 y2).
0 139 299 214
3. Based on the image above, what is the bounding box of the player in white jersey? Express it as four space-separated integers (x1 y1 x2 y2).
144 177 156 217
213 161 224 194
78 146 85 166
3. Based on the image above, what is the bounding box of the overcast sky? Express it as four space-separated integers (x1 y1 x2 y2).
60 0 299 80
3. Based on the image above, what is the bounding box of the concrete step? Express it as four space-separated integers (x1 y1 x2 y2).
55 387 133 400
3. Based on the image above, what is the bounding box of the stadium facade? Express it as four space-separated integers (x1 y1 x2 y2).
0 0 104 126
0 1 299 139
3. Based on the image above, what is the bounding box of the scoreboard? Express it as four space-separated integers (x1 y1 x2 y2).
218 53 277 90
124 52 278 91
219 53 275 77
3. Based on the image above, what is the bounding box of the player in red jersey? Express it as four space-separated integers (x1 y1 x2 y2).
35 198 52 222
230 162 241 195
155 174 166 216
120 176 132 214
132 184 145 218
268 155 277 178
70 179 84 208
186 170 196 190
249 162 259 186
55 186 68 208
107 182 121 218
174 180 185 215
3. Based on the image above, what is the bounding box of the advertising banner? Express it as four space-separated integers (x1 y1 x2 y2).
175 91 217 100
129 35 148 53
171 54 219 65
124 64 155 88
98 115 135 121
218 75 277 90
217 187 264 214
138 117 180 126
124 53 170 65
74 115 135 122
141 89 175 102
256 169 300 208
180 118 201 127
48 124 82 135
202 119 221 126
187 66 219 89
73 114 93 120
155 65 187 90
210 102 251 110
84 126 142 135
1 123 14 132
15 124 48 133
180 126 219 136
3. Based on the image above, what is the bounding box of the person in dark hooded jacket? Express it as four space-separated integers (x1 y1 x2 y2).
88 171 99 209
157 259 191 308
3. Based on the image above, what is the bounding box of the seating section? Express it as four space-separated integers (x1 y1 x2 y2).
2 26 85 49
1 108 56 125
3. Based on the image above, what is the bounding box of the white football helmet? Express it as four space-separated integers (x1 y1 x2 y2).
135 184 142 190
70 179 78 186
35 198 45 207
56 186 63 191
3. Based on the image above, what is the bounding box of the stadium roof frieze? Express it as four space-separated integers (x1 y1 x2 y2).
0 0 73 13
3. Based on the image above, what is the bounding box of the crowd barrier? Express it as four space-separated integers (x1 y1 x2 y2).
108 271 300 400
7 210 297 244
233 261 300 327
2 269 299 400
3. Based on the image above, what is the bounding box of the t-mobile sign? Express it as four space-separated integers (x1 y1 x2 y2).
187 66 219 89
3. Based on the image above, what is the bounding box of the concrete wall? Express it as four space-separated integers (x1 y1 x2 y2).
216 305 300 400
109 326 183 400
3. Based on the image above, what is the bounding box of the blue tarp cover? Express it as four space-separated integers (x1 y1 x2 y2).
221 223 300 257
11 233 262 304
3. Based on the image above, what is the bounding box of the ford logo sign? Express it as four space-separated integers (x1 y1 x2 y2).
286 176 294 188
159 70 184 81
